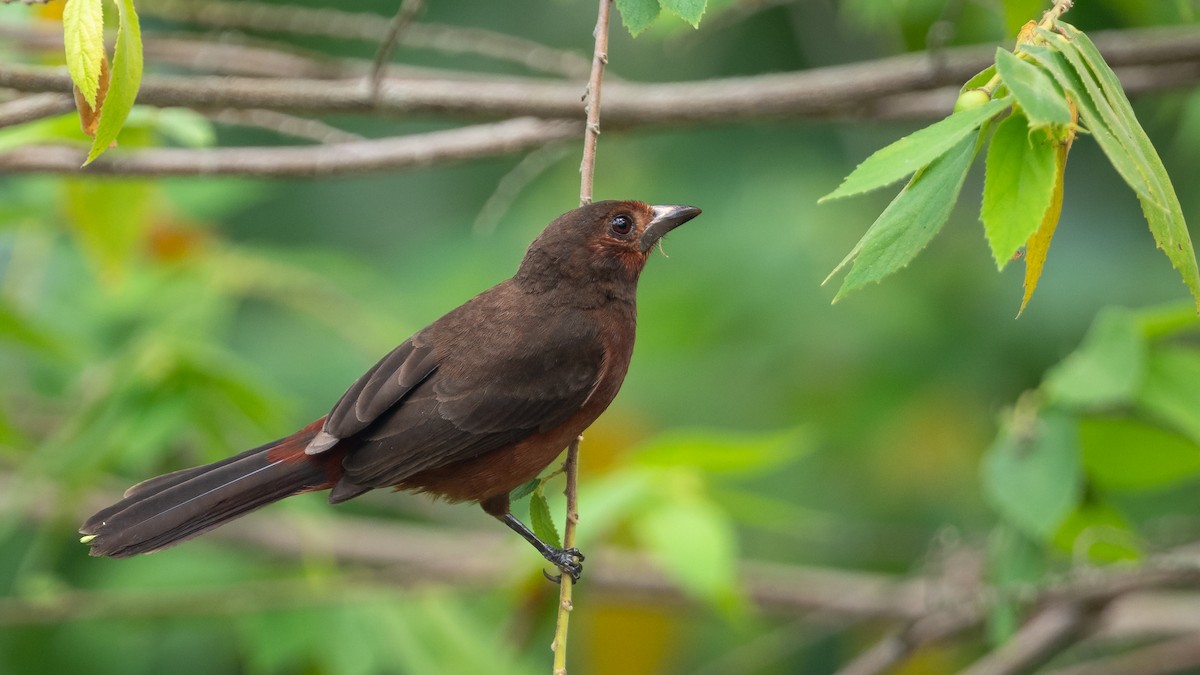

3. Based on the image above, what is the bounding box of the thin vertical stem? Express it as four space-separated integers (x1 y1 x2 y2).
368 0 425 101
553 1 612 671
578 0 612 206
550 436 582 675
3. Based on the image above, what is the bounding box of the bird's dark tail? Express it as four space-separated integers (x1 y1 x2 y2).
80 418 339 558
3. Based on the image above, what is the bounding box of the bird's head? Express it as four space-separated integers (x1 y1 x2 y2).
515 200 701 295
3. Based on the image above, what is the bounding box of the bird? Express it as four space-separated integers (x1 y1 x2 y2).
80 200 701 582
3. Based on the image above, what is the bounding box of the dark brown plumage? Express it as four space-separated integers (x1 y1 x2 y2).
80 200 701 580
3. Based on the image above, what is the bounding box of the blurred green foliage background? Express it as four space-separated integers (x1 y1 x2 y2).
3 0 1200 673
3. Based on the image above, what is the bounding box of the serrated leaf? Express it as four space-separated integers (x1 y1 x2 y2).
827 130 979 300
996 48 1071 127
632 497 737 605
63 0 105 109
1020 105 1073 315
981 109 1057 268
821 97 1009 202
982 409 1082 539
1043 308 1144 409
73 56 109 138
1058 24 1200 313
616 0 660 36
1081 417 1200 491
508 477 540 502
85 0 142 165
1022 45 1153 207
529 490 562 550
659 0 705 26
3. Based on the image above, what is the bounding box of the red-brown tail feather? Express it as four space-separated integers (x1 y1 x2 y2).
80 419 341 558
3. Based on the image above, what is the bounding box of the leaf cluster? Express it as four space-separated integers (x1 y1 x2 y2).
822 20 1200 315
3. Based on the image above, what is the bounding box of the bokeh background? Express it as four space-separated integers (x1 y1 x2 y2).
3 0 1200 673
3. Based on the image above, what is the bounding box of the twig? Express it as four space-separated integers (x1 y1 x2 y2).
551 3 612 672
473 144 572 234
551 436 583 674
205 109 365 144
0 93 74 128
136 0 594 78
0 118 581 176
1040 0 1074 27
577 0 612 205
960 603 1097 675
368 0 425 101
1045 634 1200 675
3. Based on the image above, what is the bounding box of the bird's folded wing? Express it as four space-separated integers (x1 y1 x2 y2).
338 332 603 486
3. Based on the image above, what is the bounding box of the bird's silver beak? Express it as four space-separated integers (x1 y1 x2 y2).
639 204 702 252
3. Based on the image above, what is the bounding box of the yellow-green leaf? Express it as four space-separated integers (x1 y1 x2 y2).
659 0 705 27
63 0 105 109
996 48 1071 128
981 109 1058 269
820 97 1009 202
1059 23 1200 313
86 0 142 165
1020 139 1067 314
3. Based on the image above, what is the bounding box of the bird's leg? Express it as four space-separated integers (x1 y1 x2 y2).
497 513 585 583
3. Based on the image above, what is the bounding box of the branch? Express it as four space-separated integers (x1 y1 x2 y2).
136 0 594 78
959 603 1097 675
1 27 1197 126
0 118 581 176
368 0 425 99
0 93 74 128
1045 634 1200 675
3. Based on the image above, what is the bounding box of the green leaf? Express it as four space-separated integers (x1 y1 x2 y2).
508 477 541 502
1022 46 1154 209
1138 347 1200 444
632 497 738 606
1081 417 1200 491
659 0 705 26
960 65 997 94
982 409 1082 539
633 426 810 475
86 0 143 165
529 489 562 550
981 109 1058 268
986 525 1044 644
1057 24 1200 312
63 0 105 109
820 96 1009 202
1052 501 1141 562
616 0 661 36
996 49 1071 128
827 130 980 300
1043 308 1144 408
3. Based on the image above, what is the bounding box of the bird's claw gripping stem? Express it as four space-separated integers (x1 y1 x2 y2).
542 547 585 584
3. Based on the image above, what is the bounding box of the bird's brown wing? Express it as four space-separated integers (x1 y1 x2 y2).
320 336 440 440
321 303 600 487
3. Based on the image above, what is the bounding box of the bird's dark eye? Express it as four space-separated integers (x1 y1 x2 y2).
610 214 633 236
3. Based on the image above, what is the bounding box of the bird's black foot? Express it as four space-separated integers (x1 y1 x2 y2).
541 547 585 584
